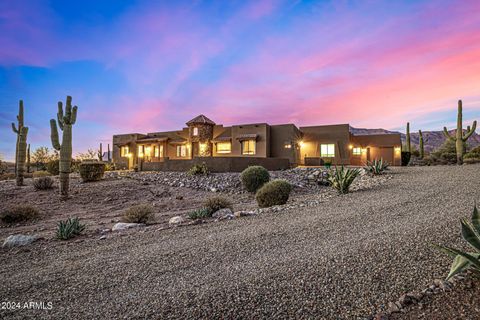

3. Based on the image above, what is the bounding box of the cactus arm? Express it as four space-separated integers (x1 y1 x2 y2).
57 102 64 130
50 119 61 150
18 100 24 126
463 120 477 141
71 106 78 124
65 101 72 124
12 122 19 133
443 127 455 141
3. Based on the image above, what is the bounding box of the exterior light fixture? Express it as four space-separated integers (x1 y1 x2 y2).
299 141 305 148
348 144 353 149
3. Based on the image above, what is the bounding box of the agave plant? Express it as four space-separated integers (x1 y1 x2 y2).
328 166 361 194
364 158 389 175
437 204 480 280
56 217 85 240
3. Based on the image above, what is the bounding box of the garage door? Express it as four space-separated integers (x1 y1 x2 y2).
368 147 394 164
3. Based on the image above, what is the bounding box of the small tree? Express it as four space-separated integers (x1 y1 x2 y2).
76 149 98 161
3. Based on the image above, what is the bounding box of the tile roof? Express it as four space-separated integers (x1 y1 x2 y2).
186 114 215 125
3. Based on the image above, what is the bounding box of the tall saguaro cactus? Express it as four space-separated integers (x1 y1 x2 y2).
443 100 477 164
12 100 29 186
27 144 31 173
418 130 424 159
406 122 411 153
98 143 103 161
50 96 78 197
107 143 111 162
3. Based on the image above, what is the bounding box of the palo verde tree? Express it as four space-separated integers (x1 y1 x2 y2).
443 100 477 164
11 100 29 186
50 96 78 197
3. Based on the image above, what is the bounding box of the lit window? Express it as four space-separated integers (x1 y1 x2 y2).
193 127 199 136
242 140 256 155
138 145 144 158
284 143 292 149
320 144 335 157
216 142 231 154
154 145 163 157
145 146 152 157
176 145 187 157
120 146 129 157
352 147 361 155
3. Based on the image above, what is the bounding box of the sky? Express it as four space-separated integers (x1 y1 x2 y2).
1 0 479 161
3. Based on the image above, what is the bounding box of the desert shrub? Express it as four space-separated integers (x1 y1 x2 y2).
0 160 7 174
0 173 15 181
46 159 60 175
122 204 154 223
0 205 39 224
431 139 466 165
189 162 209 175
255 179 292 208
56 217 85 240
105 163 116 171
79 161 106 182
401 151 411 166
437 204 480 280
70 159 81 173
364 158 389 175
328 166 361 194
422 155 434 166
33 176 54 190
33 170 51 178
468 146 480 155
188 208 211 219
411 149 420 157
204 196 232 214
240 166 270 192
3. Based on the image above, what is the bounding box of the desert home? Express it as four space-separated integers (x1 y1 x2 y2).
112 115 401 171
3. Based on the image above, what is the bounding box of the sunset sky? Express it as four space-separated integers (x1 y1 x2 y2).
1 0 479 161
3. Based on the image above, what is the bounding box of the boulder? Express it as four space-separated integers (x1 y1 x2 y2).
112 222 145 231
169 216 187 225
3 234 38 248
234 211 256 218
212 208 234 220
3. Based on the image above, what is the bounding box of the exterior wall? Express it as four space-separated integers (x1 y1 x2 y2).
270 124 302 164
298 124 351 165
112 133 144 169
142 156 290 172
188 123 214 156
350 133 402 166
231 123 270 157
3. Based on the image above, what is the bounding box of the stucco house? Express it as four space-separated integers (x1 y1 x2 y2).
112 115 401 171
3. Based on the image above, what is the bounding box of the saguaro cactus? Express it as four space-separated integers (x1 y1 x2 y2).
11 100 24 175
406 122 411 153
443 100 477 164
12 100 29 185
50 96 78 197
98 143 103 161
27 144 31 173
107 144 111 162
418 130 424 159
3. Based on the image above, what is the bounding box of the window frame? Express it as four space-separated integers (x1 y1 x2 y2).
352 147 362 156
242 140 256 155
120 146 129 157
193 127 199 136
176 145 187 157
216 142 232 154
320 144 335 158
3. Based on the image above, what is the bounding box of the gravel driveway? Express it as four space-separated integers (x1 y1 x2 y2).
1 165 479 319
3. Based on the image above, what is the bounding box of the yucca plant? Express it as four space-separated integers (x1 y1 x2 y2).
437 204 480 280
364 158 389 175
56 217 85 240
328 166 360 194
188 208 212 220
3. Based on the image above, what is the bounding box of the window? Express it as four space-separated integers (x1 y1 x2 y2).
320 144 335 157
144 146 152 158
242 140 256 155
352 147 361 155
120 146 129 157
137 145 144 158
176 145 187 157
193 127 198 136
154 145 163 157
216 142 231 154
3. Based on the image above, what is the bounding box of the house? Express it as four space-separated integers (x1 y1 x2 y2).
112 115 401 171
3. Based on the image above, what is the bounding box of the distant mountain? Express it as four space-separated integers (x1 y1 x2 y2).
350 126 480 152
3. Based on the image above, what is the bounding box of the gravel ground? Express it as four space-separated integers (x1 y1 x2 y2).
1 165 479 319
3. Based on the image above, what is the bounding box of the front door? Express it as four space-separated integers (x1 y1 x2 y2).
192 142 199 158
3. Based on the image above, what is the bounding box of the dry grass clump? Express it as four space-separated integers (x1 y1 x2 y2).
0 205 39 224
122 204 154 223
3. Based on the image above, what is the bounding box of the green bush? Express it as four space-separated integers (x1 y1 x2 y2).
33 176 54 190
122 204 154 223
328 166 361 194
0 205 39 224
46 159 60 175
364 158 389 175
56 217 85 240
79 161 106 182
188 162 209 175
188 208 211 219
204 196 232 214
255 179 292 208
33 170 51 178
437 204 480 280
240 166 270 192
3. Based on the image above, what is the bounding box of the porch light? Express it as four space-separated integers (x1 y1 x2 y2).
394 147 401 154
348 144 353 149
299 141 305 148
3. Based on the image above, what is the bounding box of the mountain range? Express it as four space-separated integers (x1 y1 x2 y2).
350 127 480 152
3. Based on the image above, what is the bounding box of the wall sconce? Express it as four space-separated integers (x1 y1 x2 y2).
394 147 401 154
348 144 353 149
299 141 305 148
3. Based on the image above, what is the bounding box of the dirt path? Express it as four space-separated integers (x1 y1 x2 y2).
1 165 479 319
